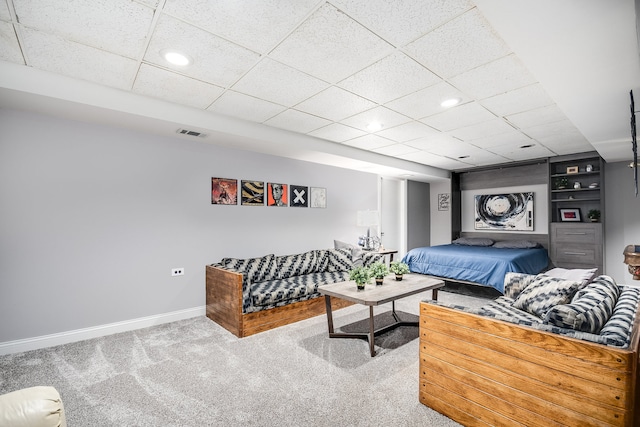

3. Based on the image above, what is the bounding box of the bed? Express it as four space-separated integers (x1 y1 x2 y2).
401 234 549 293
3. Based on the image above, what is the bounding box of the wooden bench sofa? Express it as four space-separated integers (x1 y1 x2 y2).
419 273 640 426
206 247 383 337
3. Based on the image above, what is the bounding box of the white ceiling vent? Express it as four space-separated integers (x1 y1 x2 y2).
176 128 207 138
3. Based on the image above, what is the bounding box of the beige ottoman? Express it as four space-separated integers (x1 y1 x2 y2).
0 386 66 427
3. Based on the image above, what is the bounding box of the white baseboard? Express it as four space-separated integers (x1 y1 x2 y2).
0 306 206 356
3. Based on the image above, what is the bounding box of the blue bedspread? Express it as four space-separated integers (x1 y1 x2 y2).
401 244 548 293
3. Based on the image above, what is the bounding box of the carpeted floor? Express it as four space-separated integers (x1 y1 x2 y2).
0 289 494 426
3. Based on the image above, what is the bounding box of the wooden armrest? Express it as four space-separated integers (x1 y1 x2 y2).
206 265 244 336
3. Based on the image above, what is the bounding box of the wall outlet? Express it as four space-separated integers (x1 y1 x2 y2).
171 268 184 276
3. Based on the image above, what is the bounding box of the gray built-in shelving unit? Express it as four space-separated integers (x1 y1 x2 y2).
549 151 605 273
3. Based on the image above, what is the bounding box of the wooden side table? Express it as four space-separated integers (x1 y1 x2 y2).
376 249 398 263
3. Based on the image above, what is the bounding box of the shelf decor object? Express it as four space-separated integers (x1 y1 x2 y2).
559 208 581 222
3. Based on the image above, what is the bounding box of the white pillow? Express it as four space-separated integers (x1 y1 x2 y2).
542 268 598 286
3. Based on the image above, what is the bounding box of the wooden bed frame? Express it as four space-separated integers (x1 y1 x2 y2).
419 302 640 427
205 265 352 337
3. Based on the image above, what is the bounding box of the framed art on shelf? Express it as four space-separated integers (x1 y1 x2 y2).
211 178 237 205
566 166 579 174
559 208 581 222
241 180 264 206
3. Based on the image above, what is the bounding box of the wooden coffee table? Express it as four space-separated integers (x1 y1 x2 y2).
318 274 444 356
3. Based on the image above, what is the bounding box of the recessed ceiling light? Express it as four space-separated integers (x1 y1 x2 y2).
519 144 535 149
458 155 469 159
161 49 192 66
441 98 461 108
366 121 383 132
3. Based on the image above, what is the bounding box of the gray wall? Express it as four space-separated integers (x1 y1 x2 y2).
604 161 640 283
0 110 378 344
407 180 430 250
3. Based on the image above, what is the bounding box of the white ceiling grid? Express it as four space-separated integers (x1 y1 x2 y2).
0 0 607 171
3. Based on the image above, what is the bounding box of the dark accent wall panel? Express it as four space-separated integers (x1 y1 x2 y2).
407 180 430 250
460 161 548 191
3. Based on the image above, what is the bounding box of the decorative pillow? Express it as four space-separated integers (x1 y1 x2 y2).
276 251 318 279
334 240 364 267
325 248 353 272
503 272 537 299
512 275 582 318
452 237 494 247
492 240 541 249
540 267 598 286
221 254 277 283
544 275 620 334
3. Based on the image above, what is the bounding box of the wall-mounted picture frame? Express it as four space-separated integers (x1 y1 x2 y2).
566 166 579 174
474 192 534 231
290 185 308 207
241 180 264 206
211 178 238 205
267 182 288 207
438 193 450 211
310 187 327 208
559 208 581 222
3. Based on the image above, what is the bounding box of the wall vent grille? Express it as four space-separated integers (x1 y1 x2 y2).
176 128 206 138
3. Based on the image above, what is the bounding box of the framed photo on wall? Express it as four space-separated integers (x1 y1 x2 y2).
211 178 237 205
310 187 326 208
290 185 308 207
559 208 581 222
241 180 264 206
267 182 288 207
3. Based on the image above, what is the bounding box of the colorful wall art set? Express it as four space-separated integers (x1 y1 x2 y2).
212 178 327 208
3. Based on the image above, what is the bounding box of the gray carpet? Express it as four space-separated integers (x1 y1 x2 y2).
0 290 493 426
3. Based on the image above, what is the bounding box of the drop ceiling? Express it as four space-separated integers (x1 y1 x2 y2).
0 0 638 181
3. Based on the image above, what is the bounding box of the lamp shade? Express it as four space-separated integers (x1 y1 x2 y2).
357 210 379 227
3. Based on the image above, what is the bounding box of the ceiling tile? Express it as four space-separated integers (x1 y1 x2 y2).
308 123 367 143
397 151 471 170
132 64 224 109
14 0 153 59
207 90 286 123
506 104 567 129
144 15 259 88
521 119 581 140
0 22 24 64
467 130 534 149
405 134 462 151
342 134 395 150
373 143 420 157
481 84 554 117
449 118 515 141
295 86 377 122
376 121 440 142
232 58 328 107
264 109 331 134
420 102 496 132
386 82 467 119
337 51 440 104
488 143 555 161
162 0 319 54
404 8 510 78
449 54 536 100
339 106 411 132
20 28 138 90
269 3 394 83
332 0 473 47
0 2 11 20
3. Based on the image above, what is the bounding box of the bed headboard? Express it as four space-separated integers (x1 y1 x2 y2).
460 231 550 251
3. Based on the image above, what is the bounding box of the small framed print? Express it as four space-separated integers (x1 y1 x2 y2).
438 193 450 211
559 208 581 222
310 187 326 208
211 178 238 205
241 180 264 206
566 166 579 174
290 185 308 207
